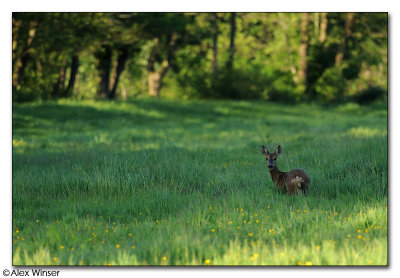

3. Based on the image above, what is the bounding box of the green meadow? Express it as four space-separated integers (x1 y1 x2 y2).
12 99 387 265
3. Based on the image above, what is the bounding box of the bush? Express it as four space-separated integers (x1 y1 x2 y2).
352 86 386 105
314 68 346 103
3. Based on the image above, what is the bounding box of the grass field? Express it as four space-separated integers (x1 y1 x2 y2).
12 99 388 266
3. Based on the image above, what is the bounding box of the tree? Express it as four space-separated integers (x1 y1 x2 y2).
335 13 354 67
109 45 130 99
136 13 195 98
226 12 237 71
92 13 142 99
12 14 38 93
211 13 219 77
319 13 328 43
65 55 79 97
12 13 101 101
95 44 113 99
147 35 178 98
298 13 310 93
11 12 387 103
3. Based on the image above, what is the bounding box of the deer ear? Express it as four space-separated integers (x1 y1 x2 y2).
274 145 281 155
261 145 269 155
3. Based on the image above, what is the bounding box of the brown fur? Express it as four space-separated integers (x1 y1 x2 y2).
261 145 310 195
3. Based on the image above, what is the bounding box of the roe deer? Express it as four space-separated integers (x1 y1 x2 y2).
261 145 310 195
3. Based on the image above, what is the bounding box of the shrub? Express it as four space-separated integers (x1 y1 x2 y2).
352 86 386 105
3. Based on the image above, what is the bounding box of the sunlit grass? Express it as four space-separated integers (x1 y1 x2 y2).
12 99 387 265
347 127 387 138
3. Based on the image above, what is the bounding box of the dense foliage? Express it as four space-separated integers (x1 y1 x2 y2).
12 13 387 103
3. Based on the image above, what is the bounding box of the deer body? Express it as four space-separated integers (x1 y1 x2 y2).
261 145 310 195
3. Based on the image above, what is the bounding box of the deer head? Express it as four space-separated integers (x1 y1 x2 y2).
261 145 281 171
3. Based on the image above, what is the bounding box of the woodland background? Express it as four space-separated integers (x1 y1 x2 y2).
12 12 387 104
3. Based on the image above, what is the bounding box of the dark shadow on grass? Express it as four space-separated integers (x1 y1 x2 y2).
12 101 163 137
127 99 225 121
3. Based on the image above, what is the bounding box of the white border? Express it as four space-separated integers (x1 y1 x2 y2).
1 1 397 278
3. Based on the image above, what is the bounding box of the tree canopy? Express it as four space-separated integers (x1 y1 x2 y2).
12 12 387 104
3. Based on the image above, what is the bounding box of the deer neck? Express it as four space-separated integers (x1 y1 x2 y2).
269 166 284 183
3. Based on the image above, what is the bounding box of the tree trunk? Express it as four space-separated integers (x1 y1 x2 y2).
12 21 37 92
279 13 298 84
109 46 129 100
147 41 160 98
298 12 310 89
319 12 328 43
15 53 31 89
335 13 354 67
211 13 219 77
148 60 169 98
147 35 178 98
226 12 236 71
96 44 112 99
52 59 67 98
12 17 21 65
65 55 79 97
314 13 319 38
148 72 159 98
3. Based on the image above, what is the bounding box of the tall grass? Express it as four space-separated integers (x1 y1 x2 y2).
12 99 387 265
